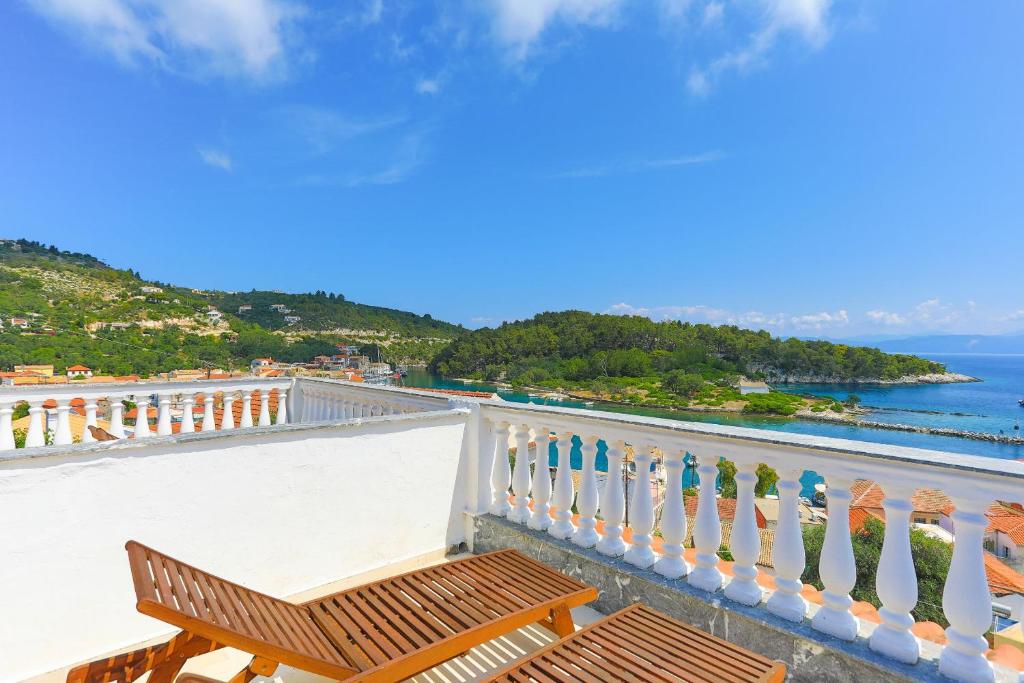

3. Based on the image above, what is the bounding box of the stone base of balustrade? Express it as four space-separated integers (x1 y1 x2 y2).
471 514 1022 683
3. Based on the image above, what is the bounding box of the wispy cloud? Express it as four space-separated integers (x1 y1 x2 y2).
296 129 429 188
550 150 725 179
607 303 849 333
278 105 405 155
487 0 626 62
27 0 308 82
687 0 833 96
197 147 233 171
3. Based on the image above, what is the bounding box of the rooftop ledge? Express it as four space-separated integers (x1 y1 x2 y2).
2 377 1023 682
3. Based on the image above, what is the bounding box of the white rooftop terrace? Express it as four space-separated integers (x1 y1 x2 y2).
1 377 1023 682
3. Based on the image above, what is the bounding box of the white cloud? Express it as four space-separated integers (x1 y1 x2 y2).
687 0 832 95
27 0 306 81
362 0 383 25
487 0 625 61
551 150 724 179
789 309 848 330
866 310 905 326
416 75 444 95
701 1 724 27
197 147 232 171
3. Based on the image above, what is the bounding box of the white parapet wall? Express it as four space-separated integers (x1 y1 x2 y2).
0 410 470 683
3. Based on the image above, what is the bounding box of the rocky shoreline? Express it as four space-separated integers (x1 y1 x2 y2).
765 371 979 385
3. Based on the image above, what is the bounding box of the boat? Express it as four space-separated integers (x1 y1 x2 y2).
583 401 595 407
1018 399 1024 407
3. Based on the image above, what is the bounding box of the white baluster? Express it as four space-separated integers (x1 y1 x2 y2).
108 398 126 438
341 400 352 419
156 394 172 436
654 449 690 579
596 439 627 556
133 397 151 439
0 401 15 449
220 392 236 430
490 421 513 516
202 394 216 431
940 497 996 683
624 443 657 569
81 399 98 443
240 391 254 428
276 390 288 424
689 453 724 592
53 399 73 445
528 425 553 531
548 431 576 540
868 483 920 664
767 468 808 621
180 395 196 433
812 476 858 639
509 424 533 524
25 401 45 447
572 435 600 548
258 389 271 426
724 460 762 603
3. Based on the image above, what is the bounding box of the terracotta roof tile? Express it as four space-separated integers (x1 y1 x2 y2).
684 495 767 529
849 479 952 514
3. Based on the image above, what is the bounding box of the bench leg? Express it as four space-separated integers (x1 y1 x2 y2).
66 631 219 683
550 604 576 638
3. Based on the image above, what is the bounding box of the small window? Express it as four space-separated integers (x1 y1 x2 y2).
914 517 926 524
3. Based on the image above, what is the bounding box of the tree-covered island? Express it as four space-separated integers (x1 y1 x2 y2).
429 311 971 417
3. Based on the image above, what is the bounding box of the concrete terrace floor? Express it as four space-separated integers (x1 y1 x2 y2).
28 551 604 683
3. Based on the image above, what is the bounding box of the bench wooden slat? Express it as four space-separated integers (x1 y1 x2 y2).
484 604 787 683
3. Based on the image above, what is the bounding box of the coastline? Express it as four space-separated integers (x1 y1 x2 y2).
765 371 979 385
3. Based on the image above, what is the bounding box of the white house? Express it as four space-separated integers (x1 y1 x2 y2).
250 357 274 373
237 304 252 313
66 364 93 379
284 315 301 324
205 309 223 322
139 286 163 294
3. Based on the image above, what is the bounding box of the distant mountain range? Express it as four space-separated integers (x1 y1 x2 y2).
817 334 1024 355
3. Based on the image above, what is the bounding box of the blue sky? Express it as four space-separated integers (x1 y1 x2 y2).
1 1 1023 337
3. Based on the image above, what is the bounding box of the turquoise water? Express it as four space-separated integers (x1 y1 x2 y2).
401 356 1024 496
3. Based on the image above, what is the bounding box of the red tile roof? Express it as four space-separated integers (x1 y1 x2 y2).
984 553 1024 596
848 506 886 532
849 479 952 514
986 504 1024 546
684 495 767 529
66 364 91 371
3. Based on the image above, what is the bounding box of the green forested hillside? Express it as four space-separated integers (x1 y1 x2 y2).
0 239 458 375
430 311 946 386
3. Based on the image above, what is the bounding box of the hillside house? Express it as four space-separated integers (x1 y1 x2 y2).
14 364 54 378
139 286 163 294
10 317 29 329
283 315 301 324
237 304 252 313
66 365 92 379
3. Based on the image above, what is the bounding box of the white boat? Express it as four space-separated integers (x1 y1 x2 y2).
583 401 594 407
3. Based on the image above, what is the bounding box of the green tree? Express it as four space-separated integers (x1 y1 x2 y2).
663 370 704 397
802 517 953 626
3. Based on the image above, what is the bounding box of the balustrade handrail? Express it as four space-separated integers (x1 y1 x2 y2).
0 376 294 404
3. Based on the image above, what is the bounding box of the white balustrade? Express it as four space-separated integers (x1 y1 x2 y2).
653 448 689 579
688 453 724 592
258 390 271 426
221 392 236 430
868 484 920 664
133 397 151 439
724 460 761 603
812 476 858 639
548 431 576 540
180 396 196 433
0 402 14 450
528 425 553 531
240 391 254 428
109 399 126 438
940 497 996 682
509 424 533 524
767 468 808 622
624 443 657 569
156 394 172 436
54 399 73 446
596 439 627 557
489 421 512 517
202 395 216 432
81 400 98 443
571 435 600 548
25 401 45 447
276 390 288 424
